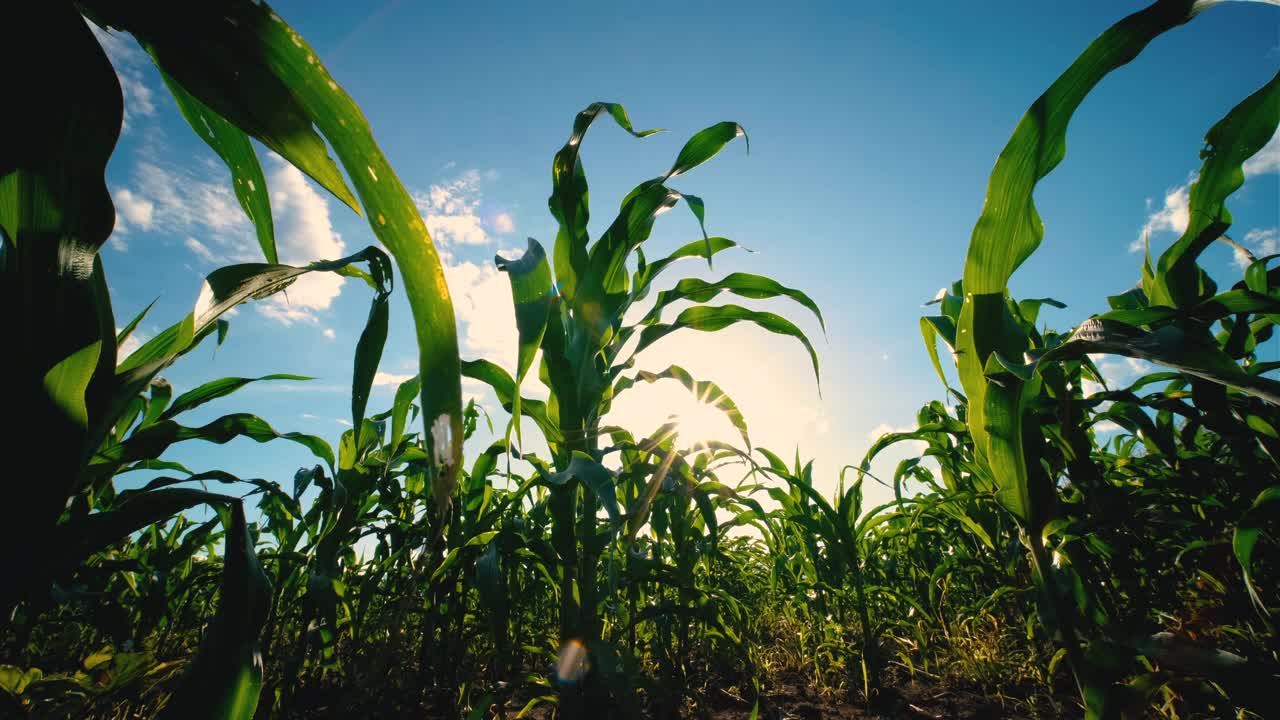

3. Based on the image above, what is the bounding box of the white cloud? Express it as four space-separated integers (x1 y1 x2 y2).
129 161 252 249
1233 227 1279 269
373 371 415 387
119 73 156 122
1134 130 1279 254
254 155 346 325
185 237 216 263
302 412 350 426
1243 129 1280 178
1084 353 1155 393
323 328 336 340
109 234 129 252
1093 420 1123 434
114 188 154 231
115 326 148 364
443 257 518 368
866 422 923 452
87 21 155 132
413 170 492 246
492 212 516 234
1132 182 1190 253
114 151 348 324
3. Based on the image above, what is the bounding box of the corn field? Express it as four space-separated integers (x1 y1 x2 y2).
3 1 1278 718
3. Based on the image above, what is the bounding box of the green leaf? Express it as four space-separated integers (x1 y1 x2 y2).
1017 297 1067 327
1047 318 1280 405
160 374 311 422
588 182 687 301
956 0 1204 463
42 341 102 430
641 272 825 333
633 237 745 302
87 3 359 213
139 378 174 429
51 487 237 577
3 5 122 592
158 68 276 263
920 316 955 392
351 288 391 430
91 413 335 477
553 454 618 523
1234 485 1280 616
981 361 1038 528
389 374 422 455
962 1 1200 296
614 365 750 449
162 502 272 720
1156 71 1280 307
104 248 391 456
0 666 42 696
549 102 661 303
634 304 820 387
95 0 465 510
497 238 555 447
461 359 563 445
663 122 748 180
115 298 158 354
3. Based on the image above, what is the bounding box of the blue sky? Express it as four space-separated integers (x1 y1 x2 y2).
94 1 1279 508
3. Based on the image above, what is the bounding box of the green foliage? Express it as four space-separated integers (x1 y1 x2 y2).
5 2 1279 719
3 1 456 715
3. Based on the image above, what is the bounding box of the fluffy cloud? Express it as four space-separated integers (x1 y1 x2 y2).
131 160 253 251
1134 130 1279 254
1082 353 1155 395
323 328 337 340
1232 227 1279 269
866 422 926 454
1243 129 1280 178
443 257 518 368
492 212 516 235
184 237 216 263
413 170 495 246
114 188 154 231
1131 183 1190 253
115 326 148 364
407 169 523 367
373 371 415 387
114 152 347 324
254 155 346 325
87 21 156 132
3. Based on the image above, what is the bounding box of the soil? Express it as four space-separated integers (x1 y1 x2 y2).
495 675 1079 720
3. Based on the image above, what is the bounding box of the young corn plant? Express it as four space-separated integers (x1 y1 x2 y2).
924 1 1279 713
463 101 823 715
6 2 459 716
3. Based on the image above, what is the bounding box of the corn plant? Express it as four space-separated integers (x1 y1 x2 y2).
5 1 460 716
459 101 822 715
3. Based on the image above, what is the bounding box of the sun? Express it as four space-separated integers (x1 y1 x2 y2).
671 394 739 449
608 381 741 450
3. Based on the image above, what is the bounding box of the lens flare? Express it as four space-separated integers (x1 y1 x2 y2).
554 638 589 685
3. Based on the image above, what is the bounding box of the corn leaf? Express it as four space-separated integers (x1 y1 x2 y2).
1155 71 1280 307
158 67 276 263
613 365 750 449
162 502 272 720
634 304 820 386
497 238 555 447
160 374 312 422
1233 485 1280 615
